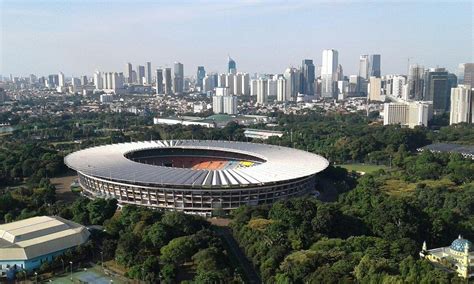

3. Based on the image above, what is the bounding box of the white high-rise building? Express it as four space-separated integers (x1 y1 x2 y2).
94 71 103 90
203 75 213 92
392 75 407 99
450 85 473 125
250 79 258 96
268 77 277 97
257 78 268 104
284 67 299 100
359 55 369 80
58 72 65 87
277 77 287 102
321 49 338 98
218 74 226 88
213 87 237 115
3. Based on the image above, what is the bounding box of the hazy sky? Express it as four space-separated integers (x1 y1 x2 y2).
1 0 472 77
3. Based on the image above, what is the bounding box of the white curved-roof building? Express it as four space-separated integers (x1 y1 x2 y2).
65 140 329 215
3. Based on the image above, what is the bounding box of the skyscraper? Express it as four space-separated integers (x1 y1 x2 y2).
234 73 243 95
155 69 164 95
359 55 369 80
137 65 145 85
146 62 152 85
450 85 473 125
228 56 236 74
369 54 381 78
407 64 425 100
277 76 288 102
458 63 474 88
196 66 206 89
213 87 237 115
126 63 133 83
173 62 184 94
321 49 338 98
58 72 65 87
301 59 315 95
423 68 449 112
226 73 235 95
94 71 103 90
164 68 172 95
257 77 268 104
368 76 382 102
242 73 250 96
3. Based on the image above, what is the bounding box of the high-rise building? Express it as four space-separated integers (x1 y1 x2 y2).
94 71 103 90
137 65 145 85
58 72 65 87
213 87 237 114
336 64 344 81
369 54 381 78
242 73 250 95
126 63 133 83
407 64 425 100
301 59 315 95
268 77 277 97
234 73 243 95
226 73 235 95
391 75 407 99
196 66 206 89
321 49 338 98
450 85 473 125
277 76 288 102
284 68 299 100
228 56 236 74
173 62 184 94
81 75 88 86
146 62 152 85
458 63 474 88
218 73 226 88
257 78 268 104
423 68 449 112
71 77 81 87
359 55 369 80
155 69 164 95
368 76 383 102
203 75 213 92
164 68 172 95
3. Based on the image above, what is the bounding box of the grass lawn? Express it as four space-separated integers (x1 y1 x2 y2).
338 163 388 174
382 178 457 197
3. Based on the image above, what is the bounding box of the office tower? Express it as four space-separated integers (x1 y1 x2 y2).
301 59 315 95
348 75 359 96
81 75 88 86
337 80 349 100
392 75 407 99
137 65 145 85
257 78 268 104
210 73 218 89
94 71 103 90
145 62 152 85
126 63 133 83
203 75 213 92
111 72 124 90
284 68 299 100
228 56 236 74
213 87 237 114
58 72 65 87
234 73 243 95
48 74 59 88
155 69 164 95
369 54 381 77
131 71 137 83
458 63 474 88
173 62 184 94
196 66 206 89
226 73 235 95
277 76 287 102
423 68 449 112
368 76 383 101
164 68 172 95
336 64 344 81
321 49 338 98
407 64 425 100
218 73 226 87
242 73 250 95
383 101 432 128
359 55 369 80
268 77 277 97
28 74 37 84
450 85 473 125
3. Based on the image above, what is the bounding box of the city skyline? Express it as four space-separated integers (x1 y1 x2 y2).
1 0 472 77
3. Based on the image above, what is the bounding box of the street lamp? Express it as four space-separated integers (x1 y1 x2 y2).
69 261 73 281
34 271 38 284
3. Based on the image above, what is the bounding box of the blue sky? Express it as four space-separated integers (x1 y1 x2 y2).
0 0 472 77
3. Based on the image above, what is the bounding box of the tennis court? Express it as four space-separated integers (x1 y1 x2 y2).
50 266 126 284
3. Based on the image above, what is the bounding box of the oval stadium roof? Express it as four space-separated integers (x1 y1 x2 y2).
64 140 329 187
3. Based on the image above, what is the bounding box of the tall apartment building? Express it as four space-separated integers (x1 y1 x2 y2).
368 76 383 102
257 78 268 104
213 87 237 115
450 85 473 125
155 69 164 95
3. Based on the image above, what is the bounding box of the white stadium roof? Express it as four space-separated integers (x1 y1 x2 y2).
64 140 329 187
0 216 90 260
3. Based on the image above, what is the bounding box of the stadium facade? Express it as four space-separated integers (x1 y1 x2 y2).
65 140 329 215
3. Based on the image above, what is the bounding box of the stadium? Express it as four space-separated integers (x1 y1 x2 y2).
64 140 329 215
